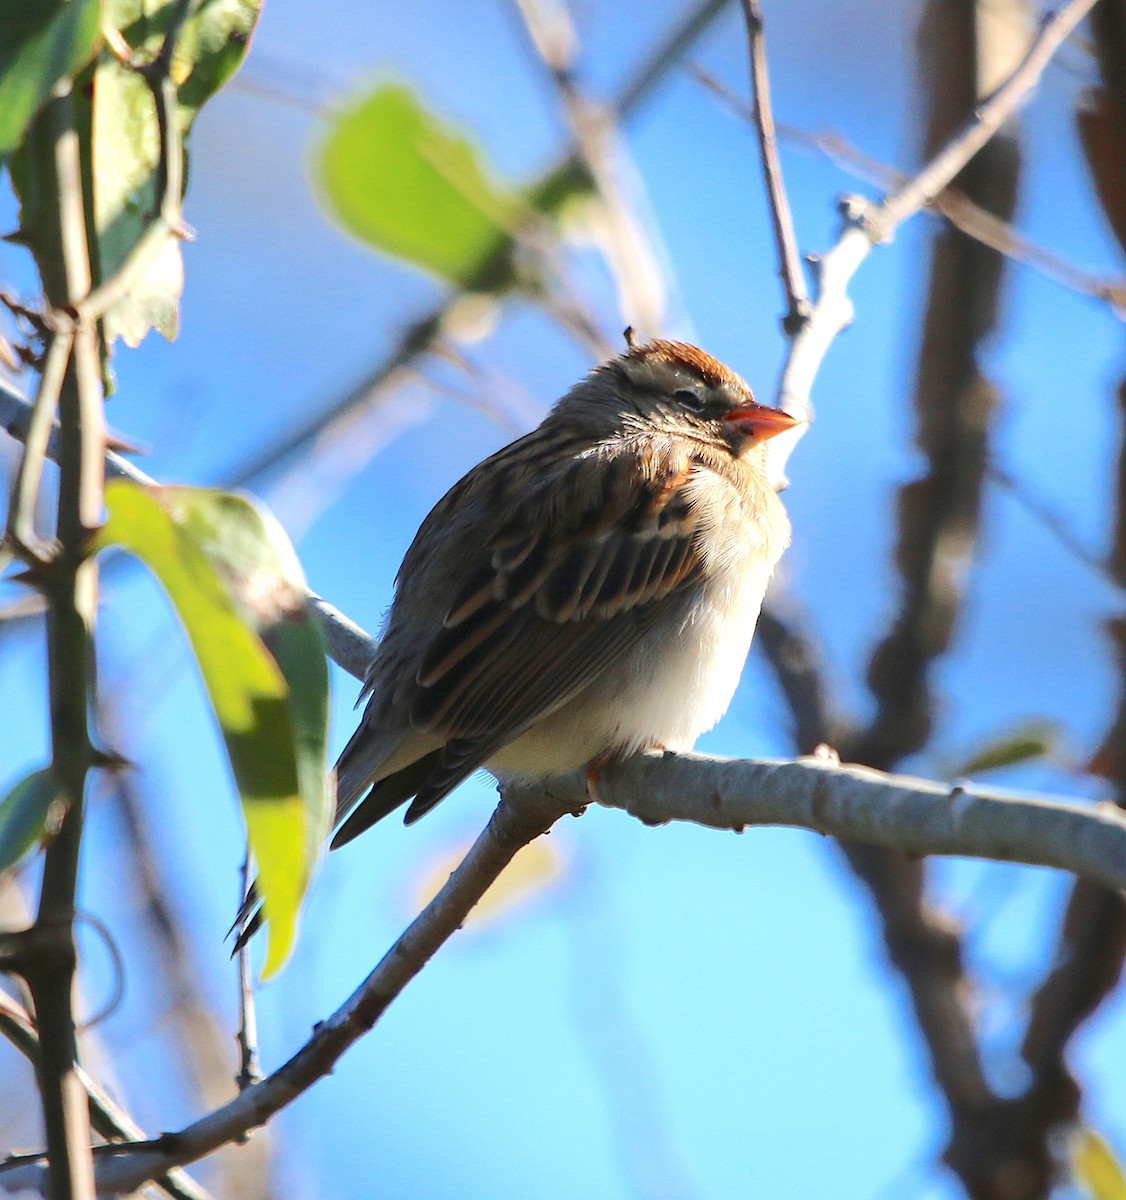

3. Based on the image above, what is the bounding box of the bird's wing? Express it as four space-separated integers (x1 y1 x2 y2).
411 435 709 791
333 431 719 839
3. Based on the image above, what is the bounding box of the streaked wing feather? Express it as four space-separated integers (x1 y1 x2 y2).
409 441 705 752
331 750 446 848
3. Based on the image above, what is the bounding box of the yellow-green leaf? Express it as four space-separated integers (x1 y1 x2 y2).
947 718 1059 778
97 480 329 977
412 838 565 929
1073 1127 1126 1200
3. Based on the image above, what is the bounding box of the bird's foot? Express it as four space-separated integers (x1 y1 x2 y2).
584 758 607 806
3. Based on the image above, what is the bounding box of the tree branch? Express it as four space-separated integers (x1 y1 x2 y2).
2 748 1124 1195
2 376 379 681
14 82 106 1200
0 792 566 1197
511 0 669 337
865 0 1096 242
689 65 1126 319
739 0 809 334
764 0 1096 486
0 992 214 1200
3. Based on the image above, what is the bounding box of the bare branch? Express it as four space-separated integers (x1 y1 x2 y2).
867 0 1098 242
3 377 379 682
0 793 565 1197
6 329 75 554
557 754 1126 889
1 375 150 488
763 0 1095 487
305 596 376 680
512 0 668 336
988 458 1114 584
2 747 1125 1195
234 857 262 1093
738 0 809 333
690 65 1126 318
0 993 214 1200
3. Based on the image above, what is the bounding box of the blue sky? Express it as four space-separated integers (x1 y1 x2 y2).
2 1 1126 1197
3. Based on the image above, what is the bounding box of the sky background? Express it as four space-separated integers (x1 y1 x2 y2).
2 1 1126 1197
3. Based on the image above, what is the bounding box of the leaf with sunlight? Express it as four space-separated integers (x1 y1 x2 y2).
412 837 566 929
1073 1127 1126 1200
0 0 99 157
0 0 101 158
317 82 529 291
96 480 330 977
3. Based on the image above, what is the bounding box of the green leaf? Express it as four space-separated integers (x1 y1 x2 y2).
0 768 65 877
8 0 262 358
0 0 101 158
1073 1127 1126 1200
97 480 330 977
317 83 526 291
947 719 1060 778
92 52 184 347
92 0 263 348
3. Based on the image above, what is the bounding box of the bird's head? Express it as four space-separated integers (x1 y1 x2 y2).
555 337 800 457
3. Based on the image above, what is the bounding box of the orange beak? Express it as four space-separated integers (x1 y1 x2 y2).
724 402 801 442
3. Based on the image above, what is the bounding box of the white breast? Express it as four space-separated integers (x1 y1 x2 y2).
608 553 776 752
490 468 789 781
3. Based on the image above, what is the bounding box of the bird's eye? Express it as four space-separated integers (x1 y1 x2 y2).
674 388 706 412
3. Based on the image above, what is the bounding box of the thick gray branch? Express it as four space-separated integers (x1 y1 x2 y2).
516 752 1126 893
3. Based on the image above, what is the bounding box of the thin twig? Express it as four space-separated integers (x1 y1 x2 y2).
738 0 809 333
764 0 1097 488
235 856 262 1092
0 793 566 1196
689 63 1126 318
988 459 1113 582
1 374 164 489
4 376 378 681
867 0 1099 242
97 693 280 1200
222 0 731 485
0 992 213 1200
511 0 668 336
6 329 74 554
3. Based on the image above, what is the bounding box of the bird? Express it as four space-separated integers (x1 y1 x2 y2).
328 335 799 848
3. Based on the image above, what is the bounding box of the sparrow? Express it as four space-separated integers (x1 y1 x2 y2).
330 337 797 846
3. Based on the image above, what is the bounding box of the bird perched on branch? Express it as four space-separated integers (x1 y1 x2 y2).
331 335 798 845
